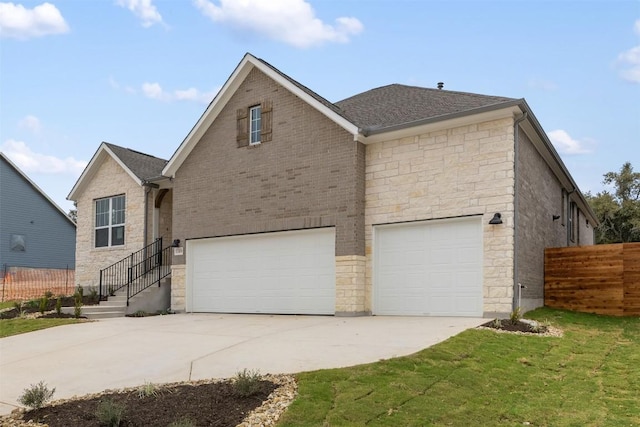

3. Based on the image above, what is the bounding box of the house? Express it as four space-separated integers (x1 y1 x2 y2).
0 152 76 269
69 53 597 317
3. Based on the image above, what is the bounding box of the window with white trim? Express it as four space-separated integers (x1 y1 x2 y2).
95 195 125 248
249 105 262 145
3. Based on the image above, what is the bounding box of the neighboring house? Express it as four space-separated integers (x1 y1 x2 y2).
0 152 76 269
70 53 597 317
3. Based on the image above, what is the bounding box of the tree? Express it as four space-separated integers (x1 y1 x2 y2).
68 202 77 224
586 162 640 243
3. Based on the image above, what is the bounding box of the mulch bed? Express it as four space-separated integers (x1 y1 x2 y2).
19 380 277 427
480 319 548 334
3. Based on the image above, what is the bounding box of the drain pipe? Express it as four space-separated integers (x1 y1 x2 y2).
512 111 528 311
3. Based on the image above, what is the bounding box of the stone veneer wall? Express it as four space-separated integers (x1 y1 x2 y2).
335 255 367 315
75 155 146 289
170 264 186 311
364 117 517 316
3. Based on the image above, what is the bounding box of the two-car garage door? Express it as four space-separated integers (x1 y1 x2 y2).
187 228 335 314
374 217 483 317
186 218 483 316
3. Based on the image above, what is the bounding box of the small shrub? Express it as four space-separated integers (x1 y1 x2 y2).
95 399 125 427
233 368 262 397
490 318 502 328
168 417 196 427
137 381 160 399
55 298 62 315
132 310 147 318
44 291 53 299
509 307 522 325
74 298 82 318
13 301 23 315
26 299 39 310
108 285 116 297
39 296 48 314
76 285 84 298
89 287 98 302
18 381 56 410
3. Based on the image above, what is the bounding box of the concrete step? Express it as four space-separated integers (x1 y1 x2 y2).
62 303 127 319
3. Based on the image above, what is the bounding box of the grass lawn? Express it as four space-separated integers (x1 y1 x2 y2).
278 308 639 427
0 318 84 338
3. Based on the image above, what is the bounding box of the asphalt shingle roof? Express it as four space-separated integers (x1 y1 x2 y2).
335 84 517 132
104 142 167 181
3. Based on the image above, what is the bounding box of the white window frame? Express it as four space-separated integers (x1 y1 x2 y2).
95 195 126 248
249 105 261 145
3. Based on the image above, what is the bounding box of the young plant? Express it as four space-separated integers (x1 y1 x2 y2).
233 368 263 397
95 399 125 427
13 301 23 316
137 381 160 399
44 291 53 299
18 381 56 410
509 306 522 325
55 297 62 315
76 285 84 298
74 297 82 319
490 318 502 329
39 295 48 314
89 287 98 303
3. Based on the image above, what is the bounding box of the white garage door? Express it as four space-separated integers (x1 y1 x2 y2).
374 217 483 317
187 228 335 314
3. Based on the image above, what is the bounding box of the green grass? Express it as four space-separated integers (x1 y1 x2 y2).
0 318 83 338
0 300 18 310
278 308 640 427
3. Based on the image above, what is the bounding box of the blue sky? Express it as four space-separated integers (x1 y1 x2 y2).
1 0 638 213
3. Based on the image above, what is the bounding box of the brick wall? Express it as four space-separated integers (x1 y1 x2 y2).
365 117 516 316
172 67 364 256
516 128 566 310
75 155 146 288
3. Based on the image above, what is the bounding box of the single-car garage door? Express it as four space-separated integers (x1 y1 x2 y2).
374 217 482 317
187 228 335 314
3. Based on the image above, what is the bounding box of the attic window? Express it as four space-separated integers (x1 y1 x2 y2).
249 105 261 145
237 99 272 148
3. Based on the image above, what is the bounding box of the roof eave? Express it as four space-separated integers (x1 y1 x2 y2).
517 101 599 226
68 142 143 202
360 101 523 144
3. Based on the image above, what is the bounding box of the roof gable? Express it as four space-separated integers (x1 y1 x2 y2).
0 152 76 227
67 142 167 201
162 53 360 177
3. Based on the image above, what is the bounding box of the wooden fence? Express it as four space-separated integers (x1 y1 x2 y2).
544 242 640 316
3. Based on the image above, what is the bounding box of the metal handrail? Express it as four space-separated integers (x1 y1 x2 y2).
98 238 170 302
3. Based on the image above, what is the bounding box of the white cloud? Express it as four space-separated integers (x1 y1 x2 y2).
141 82 217 103
193 0 363 48
0 2 69 39
18 115 41 133
116 0 164 28
1 139 87 175
616 19 640 83
548 130 595 155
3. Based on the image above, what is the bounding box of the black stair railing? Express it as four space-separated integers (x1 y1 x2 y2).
98 238 171 304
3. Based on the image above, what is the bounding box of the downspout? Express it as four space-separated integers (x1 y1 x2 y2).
512 111 528 311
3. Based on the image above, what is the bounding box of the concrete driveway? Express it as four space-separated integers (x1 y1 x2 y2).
0 313 483 414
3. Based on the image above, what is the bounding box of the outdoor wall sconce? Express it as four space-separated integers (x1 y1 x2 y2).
171 239 181 247
488 213 503 225
553 215 561 221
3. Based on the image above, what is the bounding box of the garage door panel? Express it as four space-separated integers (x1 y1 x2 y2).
374 217 482 317
188 228 336 315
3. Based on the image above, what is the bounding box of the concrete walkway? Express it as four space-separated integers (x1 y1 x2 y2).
0 313 483 415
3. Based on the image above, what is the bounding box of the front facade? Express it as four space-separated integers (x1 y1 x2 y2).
72 53 596 317
0 153 76 269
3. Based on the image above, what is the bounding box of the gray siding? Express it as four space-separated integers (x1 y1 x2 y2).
0 156 76 269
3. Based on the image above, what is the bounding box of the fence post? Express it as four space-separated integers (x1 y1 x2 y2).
1 264 6 302
65 264 69 295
